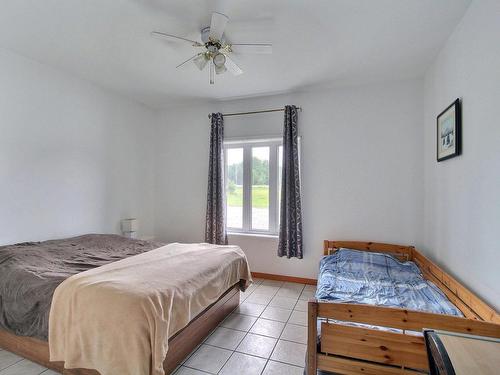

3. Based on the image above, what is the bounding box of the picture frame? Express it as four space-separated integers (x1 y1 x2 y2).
437 98 461 162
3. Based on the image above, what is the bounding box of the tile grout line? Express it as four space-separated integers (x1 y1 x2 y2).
235 280 278 375
209 279 303 374
223 278 270 375
260 282 305 374
181 279 266 373
177 281 258 374
182 279 265 374
0 358 26 373
250 280 281 375
253 280 305 374
171 278 311 374
242 280 305 373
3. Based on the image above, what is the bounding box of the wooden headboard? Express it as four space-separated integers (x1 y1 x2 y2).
323 240 413 261
322 240 500 324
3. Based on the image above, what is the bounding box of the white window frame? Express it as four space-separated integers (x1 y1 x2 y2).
224 137 282 236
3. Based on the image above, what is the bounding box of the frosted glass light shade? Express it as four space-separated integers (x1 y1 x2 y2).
121 218 138 233
213 53 226 67
215 63 227 75
193 54 209 71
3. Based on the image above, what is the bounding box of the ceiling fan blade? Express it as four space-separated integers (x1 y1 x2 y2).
224 56 243 76
209 61 215 84
209 12 229 41
230 43 272 54
176 54 202 69
151 31 203 47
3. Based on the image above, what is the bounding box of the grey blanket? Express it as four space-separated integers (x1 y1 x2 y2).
0 234 164 340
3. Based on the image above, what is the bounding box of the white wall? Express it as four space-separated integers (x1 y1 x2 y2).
154 0 500 311
0 48 157 244
155 79 424 279
4 0 495 312
422 0 500 310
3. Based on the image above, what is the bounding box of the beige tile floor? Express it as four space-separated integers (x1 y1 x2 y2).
176 278 313 374
0 278 315 375
0 350 57 375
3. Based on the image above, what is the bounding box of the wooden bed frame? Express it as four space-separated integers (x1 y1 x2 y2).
307 241 500 375
0 282 241 375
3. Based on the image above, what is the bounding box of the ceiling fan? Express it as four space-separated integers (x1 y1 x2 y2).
151 12 272 84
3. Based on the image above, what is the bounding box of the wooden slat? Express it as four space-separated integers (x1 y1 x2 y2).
420 265 480 320
251 272 317 285
307 301 318 375
321 323 428 370
412 249 500 323
323 240 330 256
317 354 423 375
323 240 412 260
317 303 500 338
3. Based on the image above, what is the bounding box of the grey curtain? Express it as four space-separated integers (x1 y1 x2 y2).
278 105 303 258
205 113 228 245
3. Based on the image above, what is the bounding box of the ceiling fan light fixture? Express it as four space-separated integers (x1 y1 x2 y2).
213 53 226 67
215 63 227 75
152 11 272 84
193 53 209 71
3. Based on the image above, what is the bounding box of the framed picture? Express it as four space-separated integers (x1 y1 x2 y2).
437 98 461 162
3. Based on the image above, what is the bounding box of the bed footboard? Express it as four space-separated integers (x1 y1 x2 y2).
307 300 500 375
321 323 427 370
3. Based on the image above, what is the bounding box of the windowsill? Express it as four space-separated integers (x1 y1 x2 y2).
227 231 278 239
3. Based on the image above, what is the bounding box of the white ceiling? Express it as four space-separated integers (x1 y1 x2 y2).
0 0 471 108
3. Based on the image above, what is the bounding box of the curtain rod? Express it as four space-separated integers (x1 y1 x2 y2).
208 106 302 119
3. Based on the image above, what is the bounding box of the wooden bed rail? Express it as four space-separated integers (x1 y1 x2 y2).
410 248 500 323
317 302 500 338
322 240 500 323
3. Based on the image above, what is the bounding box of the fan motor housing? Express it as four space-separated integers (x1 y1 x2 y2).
201 26 224 48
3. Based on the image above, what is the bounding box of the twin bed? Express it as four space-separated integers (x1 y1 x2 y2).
308 241 500 375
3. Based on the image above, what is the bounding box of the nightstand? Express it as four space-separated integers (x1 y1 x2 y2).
424 329 500 375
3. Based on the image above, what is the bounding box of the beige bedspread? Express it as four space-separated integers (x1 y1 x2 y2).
48 243 252 375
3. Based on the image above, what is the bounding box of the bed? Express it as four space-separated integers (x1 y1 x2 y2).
307 241 500 375
0 234 251 375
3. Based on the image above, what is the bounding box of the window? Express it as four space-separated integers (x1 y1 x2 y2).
225 138 282 235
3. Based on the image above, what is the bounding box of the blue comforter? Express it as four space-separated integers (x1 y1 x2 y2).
316 248 462 316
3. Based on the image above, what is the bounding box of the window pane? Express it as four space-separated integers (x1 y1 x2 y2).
226 148 243 229
278 145 283 228
252 147 269 231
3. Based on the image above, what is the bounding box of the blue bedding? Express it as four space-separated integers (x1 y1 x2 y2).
316 248 462 316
